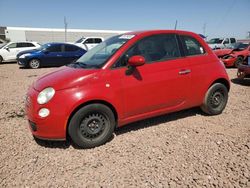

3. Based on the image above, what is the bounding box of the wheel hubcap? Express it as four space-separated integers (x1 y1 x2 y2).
30 60 39 68
210 91 223 108
79 113 107 139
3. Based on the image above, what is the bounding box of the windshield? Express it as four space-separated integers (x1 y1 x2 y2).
208 38 223 44
69 34 135 69
75 38 85 43
37 43 51 51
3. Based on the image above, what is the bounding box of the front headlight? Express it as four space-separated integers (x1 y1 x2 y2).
19 53 31 58
37 87 55 104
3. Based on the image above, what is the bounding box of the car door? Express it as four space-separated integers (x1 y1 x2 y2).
63 44 82 65
179 34 211 106
42 44 64 66
112 34 191 118
3 42 18 60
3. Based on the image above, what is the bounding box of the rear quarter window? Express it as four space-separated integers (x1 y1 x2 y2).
181 35 206 56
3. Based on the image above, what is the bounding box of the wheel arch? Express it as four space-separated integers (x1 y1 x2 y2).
66 100 118 139
209 78 230 91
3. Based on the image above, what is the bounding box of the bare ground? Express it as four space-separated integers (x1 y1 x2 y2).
0 63 249 187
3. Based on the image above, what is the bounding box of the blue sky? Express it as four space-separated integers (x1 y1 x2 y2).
0 0 249 39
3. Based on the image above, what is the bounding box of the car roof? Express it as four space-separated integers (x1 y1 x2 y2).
45 42 77 45
123 30 200 38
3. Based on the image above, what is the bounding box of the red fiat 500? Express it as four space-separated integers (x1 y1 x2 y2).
26 30 230 148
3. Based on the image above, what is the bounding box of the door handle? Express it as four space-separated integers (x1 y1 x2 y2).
179 69 191 75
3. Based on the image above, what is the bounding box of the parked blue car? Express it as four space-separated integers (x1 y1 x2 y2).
17 43 86 68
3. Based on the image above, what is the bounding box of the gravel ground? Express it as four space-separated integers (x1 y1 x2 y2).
0 63 249 187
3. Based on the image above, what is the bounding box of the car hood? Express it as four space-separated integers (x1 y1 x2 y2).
17 49 40 57
33 66 100 91
213 49 233 57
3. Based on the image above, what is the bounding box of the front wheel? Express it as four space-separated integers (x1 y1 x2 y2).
29 59 40 69
201 83 228 115
68 104 115 148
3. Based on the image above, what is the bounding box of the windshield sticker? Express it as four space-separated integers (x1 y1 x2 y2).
119 35 135 40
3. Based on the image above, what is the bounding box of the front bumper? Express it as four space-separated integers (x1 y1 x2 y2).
221 57 236 67
25 87 69 140
17 58 29 67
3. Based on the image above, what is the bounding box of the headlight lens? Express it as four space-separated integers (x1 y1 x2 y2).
37 87 55 104
19 53 31 58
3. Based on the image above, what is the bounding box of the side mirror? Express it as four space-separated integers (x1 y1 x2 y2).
128 55 145 67
126 55 145 75
5 47 9 51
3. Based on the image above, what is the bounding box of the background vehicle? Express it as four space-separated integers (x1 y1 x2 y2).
237 57 250 79
208 37 236 49
26 30 230 148
17 43 86 68
0 41 40 63
213 42 250 67
75 37 104 51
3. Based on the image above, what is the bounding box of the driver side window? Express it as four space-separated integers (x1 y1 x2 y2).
7 43 17 49
113 34 181 68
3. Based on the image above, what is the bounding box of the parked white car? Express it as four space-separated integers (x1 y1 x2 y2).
208 38 236 50
75 37 104 51
0 41 40 63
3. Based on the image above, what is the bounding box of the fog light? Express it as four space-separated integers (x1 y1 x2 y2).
38 108 50 118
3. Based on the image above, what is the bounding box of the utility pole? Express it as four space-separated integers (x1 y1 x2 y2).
174 20 178 30
64 16 68 42
203 23 207 37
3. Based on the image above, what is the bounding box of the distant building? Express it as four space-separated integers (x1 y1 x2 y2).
0 26 128 43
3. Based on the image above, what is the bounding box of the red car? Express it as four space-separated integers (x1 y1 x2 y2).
26 30 230 148
237 60 250 79
213 42 250 67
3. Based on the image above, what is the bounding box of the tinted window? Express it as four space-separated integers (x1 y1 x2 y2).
17 42 35 48
65 44 79 52
114 34 181 68
7 43 17 48
47 45 62 52
84 38 94 44
223 38 229 44
230 38 236 43
94 38 102 43
181 35 206 56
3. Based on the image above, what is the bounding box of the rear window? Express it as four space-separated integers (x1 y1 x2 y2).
17 42 35 48
181 35 206 56
94 38 102 43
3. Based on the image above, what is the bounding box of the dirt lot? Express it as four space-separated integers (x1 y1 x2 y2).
0 63 249 187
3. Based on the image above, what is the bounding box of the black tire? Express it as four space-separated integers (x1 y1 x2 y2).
201 83 228 115
68 104 115 148
29 59 40 69
234 56 243 68
0 56 3 63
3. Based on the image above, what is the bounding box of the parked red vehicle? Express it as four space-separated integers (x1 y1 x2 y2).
26 30 230 148
213 42 250 67
237 59 250 79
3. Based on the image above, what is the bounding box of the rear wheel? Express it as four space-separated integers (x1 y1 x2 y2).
201 83 228 115
29 59 40 69
68 104 115 148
